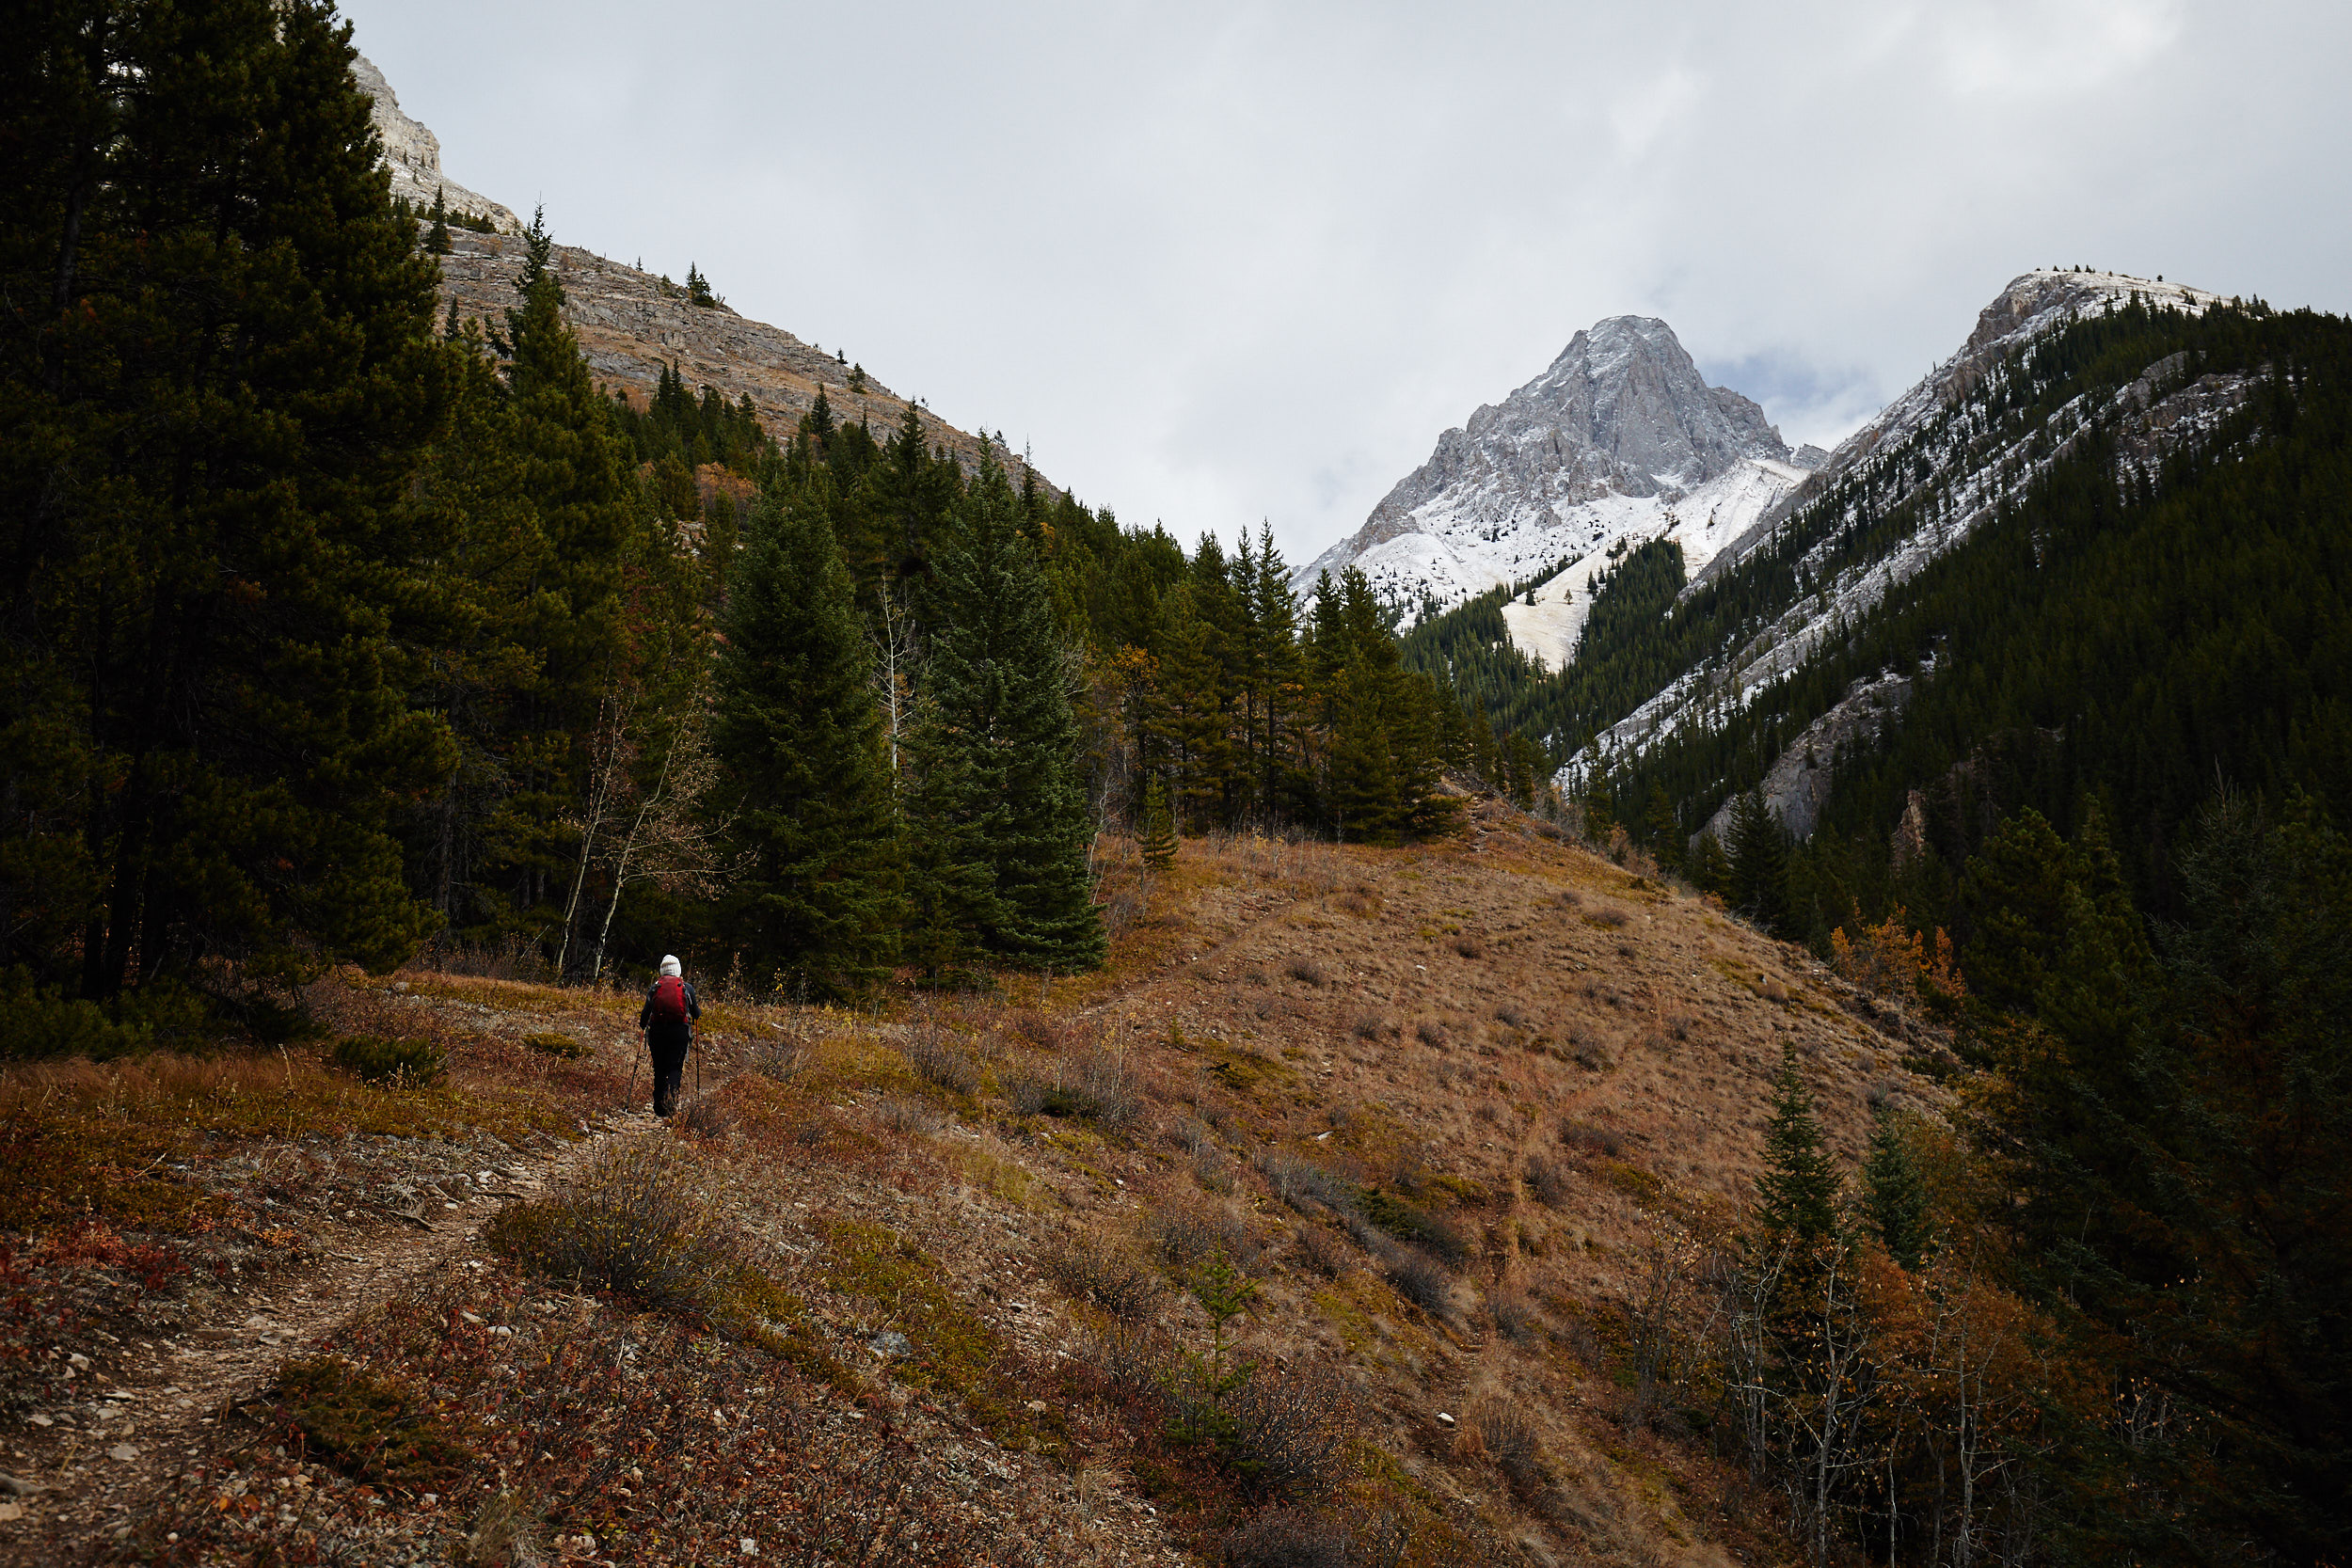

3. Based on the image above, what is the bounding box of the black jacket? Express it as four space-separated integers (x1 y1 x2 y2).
639 977 702 1032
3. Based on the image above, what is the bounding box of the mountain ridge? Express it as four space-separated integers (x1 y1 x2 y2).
357 53 1050 493
1297 315 1814 663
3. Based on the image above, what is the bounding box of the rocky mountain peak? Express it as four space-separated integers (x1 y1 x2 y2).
1502 315 1789 494
1295 314 1805 631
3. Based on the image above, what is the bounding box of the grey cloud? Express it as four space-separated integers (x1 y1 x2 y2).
343 0 2352 566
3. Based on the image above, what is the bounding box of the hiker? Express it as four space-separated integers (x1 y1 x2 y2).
638 955 701 1117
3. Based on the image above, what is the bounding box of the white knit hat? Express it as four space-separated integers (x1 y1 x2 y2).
660 955 682 976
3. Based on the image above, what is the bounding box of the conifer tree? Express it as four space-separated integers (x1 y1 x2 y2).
1643 783 1682 874
1242 523 1307 818
1726 790 1792 936
713 483 903 1000
1755 1045 1840 1246
1962 807 2076 1014
484 205 632 927
2 0 454 993
1148 581 1232 831
1859 1104 1931 1269
907 460 1104 971
1140 773 1177 874
425 185 452 254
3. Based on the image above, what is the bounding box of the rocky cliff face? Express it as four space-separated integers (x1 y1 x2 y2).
353 54 518 234
432 233 1041 488
355 55 1044 490
1296 316 1809 647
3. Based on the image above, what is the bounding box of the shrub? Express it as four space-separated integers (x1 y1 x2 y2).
1560 1119 1627 1158
1211 1362 1355 1499
1333 885 1382 919
1224 1509 1351 1568
1355 1187 1470 1263
1413 1019 1449 1048
1586 906 1632 929
679 1091 738 1139
1284 957 1329 988
1475 1402 1547 1500
1006 1009 1063 1051
1384 1249 1453 1316
331 1034 447 1087
1295 1224 1352 1278
1453 934 1484 959
1223 1509 1409 1568
1042 1239 1165 1321
1491 1291 1545 1345
1256 1149 1350 1213
748 1035 812 1083
902 1028 979 1095
1348 1010 1389 1040
274 1356 473 1489
1151 1205 1259 1270
523 1031 587 1059
1565 1028 1612 1071
1524 1156 1570 1209
876 1095 940 1136
1008 1049 1140 1127
485 1138 767 1322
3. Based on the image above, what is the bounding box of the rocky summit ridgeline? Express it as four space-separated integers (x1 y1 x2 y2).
1301 314 1820 666
358 54 1044 489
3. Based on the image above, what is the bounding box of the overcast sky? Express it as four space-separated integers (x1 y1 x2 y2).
343 0 2351 565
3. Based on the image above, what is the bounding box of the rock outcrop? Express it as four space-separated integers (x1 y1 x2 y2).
432 233 1045 489
352 54 518 234
354 53 1046 489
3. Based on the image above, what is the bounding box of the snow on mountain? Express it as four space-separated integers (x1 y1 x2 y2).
1575 268 2240 801
1296 317 1811 640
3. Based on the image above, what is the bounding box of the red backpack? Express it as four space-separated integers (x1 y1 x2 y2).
648 974 690 1025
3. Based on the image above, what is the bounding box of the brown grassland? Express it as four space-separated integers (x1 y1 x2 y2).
0 793 1951 1566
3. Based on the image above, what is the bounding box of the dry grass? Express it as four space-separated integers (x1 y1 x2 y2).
1285 956 1332 988
24 796 1931 1568
484 1135 776 1325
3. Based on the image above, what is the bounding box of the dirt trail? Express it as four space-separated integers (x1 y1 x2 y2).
2 1107 660 1559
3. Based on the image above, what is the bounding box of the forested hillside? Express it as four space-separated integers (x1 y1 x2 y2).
0 0 1520 1029
1612 300 2352 947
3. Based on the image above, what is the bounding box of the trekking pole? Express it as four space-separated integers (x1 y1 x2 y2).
694 1025 704 1102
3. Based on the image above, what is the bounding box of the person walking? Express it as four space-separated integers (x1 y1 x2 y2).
638 955 701 1117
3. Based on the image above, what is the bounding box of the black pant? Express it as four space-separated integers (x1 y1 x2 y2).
647 1026 691 1116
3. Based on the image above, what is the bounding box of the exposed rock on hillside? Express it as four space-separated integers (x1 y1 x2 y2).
1583 270 2236 811
356 53 1046 488
1299 316 1810 636
353 54 517 234
431 232 1044 487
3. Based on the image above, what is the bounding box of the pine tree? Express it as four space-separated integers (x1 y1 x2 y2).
713 483 903 1000
425 185 452 254
2 0 454 995
1726 790 1793 936
1140 772 1177 873
1643 783 1682 874
908 459 1104 971
1755 1045 1840 1246
486 205 631 930
1859 1104 1931 1269
1962 806 2076 1014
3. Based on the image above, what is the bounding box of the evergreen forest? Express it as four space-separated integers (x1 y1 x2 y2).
0 0 1507 1022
